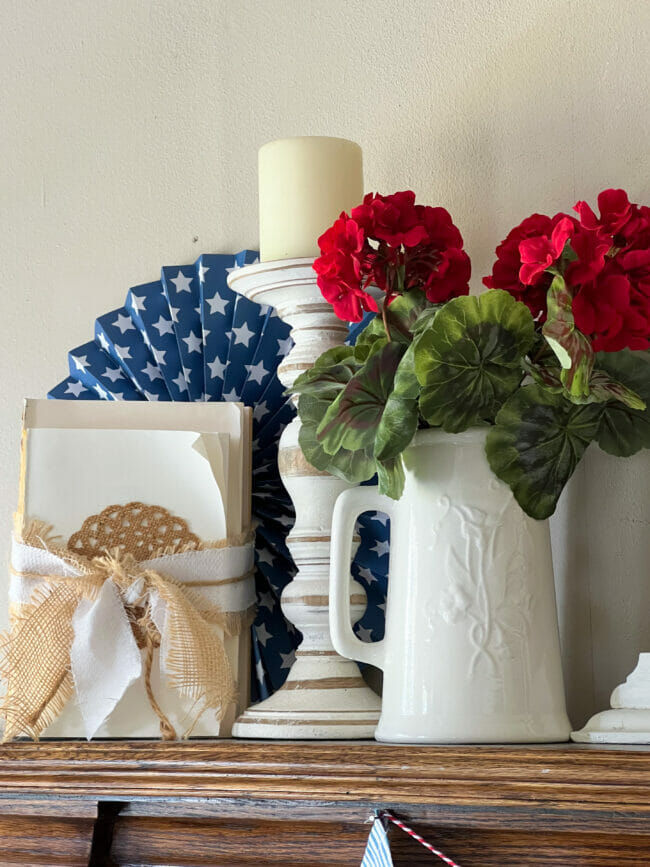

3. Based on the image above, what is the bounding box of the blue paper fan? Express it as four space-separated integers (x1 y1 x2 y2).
49 250 390 701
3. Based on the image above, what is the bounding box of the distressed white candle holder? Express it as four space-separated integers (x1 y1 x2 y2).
228 258 381 738
572 653 650 743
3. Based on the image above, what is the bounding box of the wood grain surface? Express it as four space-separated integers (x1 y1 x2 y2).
0 740 648 865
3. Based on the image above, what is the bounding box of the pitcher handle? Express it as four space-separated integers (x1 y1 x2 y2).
330 486 396 672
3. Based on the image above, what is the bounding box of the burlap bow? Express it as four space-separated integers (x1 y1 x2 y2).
2 521 256 741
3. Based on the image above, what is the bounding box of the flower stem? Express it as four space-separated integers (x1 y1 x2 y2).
381 298 392 342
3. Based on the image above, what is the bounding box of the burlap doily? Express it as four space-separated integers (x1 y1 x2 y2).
68 501 201 562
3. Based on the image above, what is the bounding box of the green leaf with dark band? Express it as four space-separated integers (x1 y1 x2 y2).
317 341 407 454
374 343 419 461
486 384 603 519
594 350 650 457
542 273 594 401
415 289 535 432
298 393 375 483
292 345 360 399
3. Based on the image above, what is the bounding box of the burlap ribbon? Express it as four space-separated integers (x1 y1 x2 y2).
2 521 256 741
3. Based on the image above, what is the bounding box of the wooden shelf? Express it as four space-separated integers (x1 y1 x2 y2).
1 739 649 865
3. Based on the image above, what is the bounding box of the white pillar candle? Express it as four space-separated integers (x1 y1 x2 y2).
258 136 363 262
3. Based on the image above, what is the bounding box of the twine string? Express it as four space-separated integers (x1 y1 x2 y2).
379 811 462 867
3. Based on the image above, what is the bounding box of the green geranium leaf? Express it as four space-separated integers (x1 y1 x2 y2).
292 345 360 399
411 306 439 336
374 343 419 461
317 341 406 454
384 289 434 340
415 289 535 432
587 370 646 411
376 455 405 499
353 289 432 351
354 316 389 360
298 394 376 483
542 274 594 401
594 350 650 457
522 358 564 392
486 384 603 519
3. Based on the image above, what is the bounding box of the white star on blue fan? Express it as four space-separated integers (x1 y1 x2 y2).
182 366 192 381
226 261 241 274
371 539 390 558
182 330 202 354
356 625 374 642
143 390 160 401
256 548 275 566
371 512 390 525
94 383 110 400
65 380 86 396
153 316 174 336
97 332 110 352
130 293 146 312
357 566 378 585
171 271 193 293
206 292 229 316
279 649 296 670
172 372 188 392
207 358 226 380
232 322 255 347
223 388 239 401
114 345 132 361
255 623 273 647
152 348 167 366
198 263 209 282
169 306 179 323
277 336 293 356
143 362 162 382
103 366 123 382
245 360 269 385
113 313 135 334
258 591 275 611
253 400 270 422
72 355 89 372
255 658 266 685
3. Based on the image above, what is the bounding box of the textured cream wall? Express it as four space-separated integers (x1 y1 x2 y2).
1 0 648 725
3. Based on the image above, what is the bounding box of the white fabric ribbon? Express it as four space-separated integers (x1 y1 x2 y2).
10 539 255 739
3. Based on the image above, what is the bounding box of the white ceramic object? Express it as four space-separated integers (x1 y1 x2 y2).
227 258 380 738
330 428 572 744
572 654 650 743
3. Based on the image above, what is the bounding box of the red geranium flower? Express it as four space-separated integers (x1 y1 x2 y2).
315 191 470 322
574 188 633 236
314 214 378 322
484 188 650 353
518 217 574 285
483 213 570 319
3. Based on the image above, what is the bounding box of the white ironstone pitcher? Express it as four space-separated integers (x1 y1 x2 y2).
329 428 571 743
